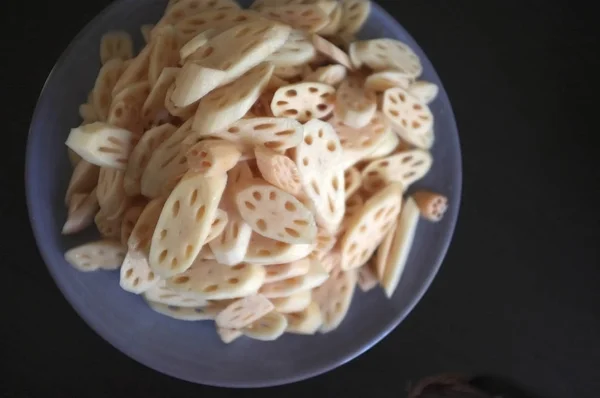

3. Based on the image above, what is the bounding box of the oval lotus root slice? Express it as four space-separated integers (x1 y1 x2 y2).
192 62 274 134
319 249 341 273
245 233 314 265
96 168 127 218
142 280 208 307
175 9 262 44
112 43 153 98
92 59 125 121
408 80 439 105
179 29 217 63
157 0 241 31
146 301 218 321
344 167 362 198
65 122 134 170
205 209 229 243
171 63 228 108
318 1 342 35
167 260 266 300
365 128 400 160
142 67 180 124
335 77 377 129
382 87 433 147
264 257 311 284
148 26 180 87
340 182 403 270
62 189 100 235
127 197 166 253
108 81 151 134
100 31 133 65
215 294 275 329
266 29 316 67
271 82 335 122
242 311 287 341
235 180 317 244
351 38 422 78
365 70 412 92
94 208 123 240
259 5 329 33
413 190 448 222
338 0 370 36
338 192 364 234
217 327 243 344
285 301 323 334
273 65 304 80
313 266 357 333
186 140 242 177
64 160 99 206
65 240 126 272
120 205 144 246
141 24 154 43
357 262 378 292
119 250 160 294
150 172 227 277
303 64 347 86
270 289 312 313
259 260 328 298
313 226 337 257
124 124 177 196
254 146 302 195
333 112 391 169
311 34 353 69
361 149 433 193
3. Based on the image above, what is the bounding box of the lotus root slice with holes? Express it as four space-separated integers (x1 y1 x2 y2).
65 122 134 170
303 64 347 86
254 146 302 195
62 189 99 235
65 240 126 272
311 34 353 69
357 262 378 292
408 80 439 104
143 280 209 307
205 209 229 243
259 260 328 298
142 67 180 123
145 301 218 321
263 257 312 283
112 43 153 98
120 250 159 294
365 71 412 92
171 63 228 107
259 5 329 33
343 167 362 198
270 289 312 313
235 180 317 244
215 294 274 329
218 327 243 344
352 38 422 78
338 0 370 36
120 206 144 245
242 311 287 341
267 29 316 67
361 149 433 193
285 301 323 334
100 31 133 65
335 77 376 129
92 59 124 121
186 140 242 177
319 249 341 273
340 182 403 270
149 172 227 278
382 87 433 148
128 198 165 253
413 190 448 222
271 83 335 122
208 206 253 266
313 266 357 333
244 234 315 265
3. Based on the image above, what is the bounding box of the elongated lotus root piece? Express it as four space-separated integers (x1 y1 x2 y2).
335 77 376 129
273 65 304 80
319 249 341 273
382 87 433 149
171 63 228 107
254 146 302 195
65 240 126 272
375 223 395 280
112 43 153 97
65 122 134 170
266 29 316 67
108 81 151 135
64 160 99 206
192 62 274 134
142 67 180 125
365 70 412 92
271 82 335 122
312 226 337 258
62 189 99 235
338 0 370 36
165 82 199 120
235 179 317 244
413 190 448 222
303 64 347 86
156 0 240 32
179 29 218 63
408 80 439 105
167 260 266 300
293 119 345 232
245 233 314 266
313 266 357 333
285 301 322 334
242 311 287 341
260 4 329 32
344 167 362 198
120 206 144 245
175 7 262 45
381 196 419 297
264 257 311 283
120 250 160 294
311 34 352 69
186 140 242 176
146 300 220 321
259 260 328 298
142 280 207 307
215 294 274 329
206 209 229 243
97 168 128 218
100 31 133 64
350 38 422 77
361 149 433 193
149 172 226 277
141 24 154 43
357 262 378 292
93 59 125 121
148 25 180 87
270 289 312 313
250 0 314 9
94 207 123 239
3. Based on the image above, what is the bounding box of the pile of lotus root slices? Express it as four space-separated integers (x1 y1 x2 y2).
62 0 449 343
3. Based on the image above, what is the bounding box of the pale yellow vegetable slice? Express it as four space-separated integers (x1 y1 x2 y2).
338 0 370 36
62 189 99 235
350 38 422 77
141 24 154 43
366 128 400 160
303 64 347 86
65 240 126 272
340 182 403 270
146 301 218 321
100 31 133 65
242 311 287 341
245 233 314 265
250 0 313 9
320 249 341 273
79 103 98 124
96 168 128 218
361 149 433 193
374 225 394 280
142 67 180 126
259 260 328 298
112 43 153 97
65 122 134 170
186 139 242 177
120 205 144 245
167 260 266 299
94 207 123 239
64 160 99 206
120 250 160 294
148 25 181 87
205 209 229 243
311 34 353 69
254 146 302 195
215 294 275 329
270 82 335 122
408 80 439 105
149 172 227 277
266 29 316 67
318 2 342 36
357 262 378 292
273 65 304 80
127 197 166 252
263 257 311 283
179 28 218 63
312 226 337 257
343 167 362 198
285 301 322 334
175 9 261 43
142 280 208 307
171 63 228 107
107 81 151 135
313 266 357 332
336 76 376 129
270 289 312 313
259 5 329 33
382 87 434 149
156 0 241 32
413 190 448 222
217 327 243 343
381 196 419 297
365 70 412 92
92 59 125 121
165 82 199 120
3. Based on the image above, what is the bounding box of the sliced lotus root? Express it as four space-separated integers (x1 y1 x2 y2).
146 301 219 321
215 294 274 329
217 327 243 344
373 223 394 280
250 0 315 9
65 240 126 272
119 205 143 244
149 172 227 277
92 59 125 121
293 119 345 232
303 64 347 86
192 62 274 134
273 65 304 80
107 81 151 134
156 0 241 32
285 301 322 334
270 82 335 122
166 260 266 300
124 124 177 196
319 249 341 273
171 63 227 108
338 192 364 234
242 311 287 341
112 43 153 98
365 128 400 160
361 149 433 193
343 167 362 198
235 179 317 244
205 209 229 244
270 289 312 313
382 87 433 148
335 76 376 129
340 182 403 270
100 31 133 65
141 24 154 43
253 146 301 195
408 80 439 105
260 260 328 298
313 266 357 333
94 207 123 240
311 34 352 69
79 103 98 124
142 67 180 125
62 189 99 235
119 250 159 294
265 29 316 68
351 39 422 78
96 167 128 219
312 226 337 259
245 233 315 265
260 5 329 33
186 140 242 177
147 26 180 87
179 29 216 63
64 160 99 206
142 280 208 307
127 197 166 253
413 190 448 222
264 257 311 283
357 262 378 292
175 9 262 43
165 82 199 120
65 122 134 170
365 70 412 92
337 0 370 35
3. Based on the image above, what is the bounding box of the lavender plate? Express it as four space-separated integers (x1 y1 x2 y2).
25 0 461 388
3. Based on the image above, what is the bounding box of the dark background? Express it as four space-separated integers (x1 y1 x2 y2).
1 1 598 397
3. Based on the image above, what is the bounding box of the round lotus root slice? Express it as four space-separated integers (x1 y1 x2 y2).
361 149 433 193
242 311 288 341
335 76 377 129
413 190 448 222
112 43 153 98
259 260 328 298
408 80 439 105
267 29 317 67
166 260 266 300
365 70 412 92
92 58 125 121
205 209 229 244
244 233 315 265
217 327 243 344
65 240 126 272
192 62 275 134
311 34 353 70
120 249 160 294
186 140 242 177
351 38 422 78
270 289 312 313
215 294 275 329
357 262 379 292
337 0 370 36
313 266 357 333
344 167 362 198
340 182 403 270
64 160 99 206
259 4 329 33
254 146 302 195
142 67 180 124
235 179 317 244
65 122 134 170
285 301 323 334
149 171 227 278
382 87 434 148
271 82 335 122
100 31 133 65
263 257 312 283
303 64 347 86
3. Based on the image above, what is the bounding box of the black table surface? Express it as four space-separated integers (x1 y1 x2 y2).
1 1 598 397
